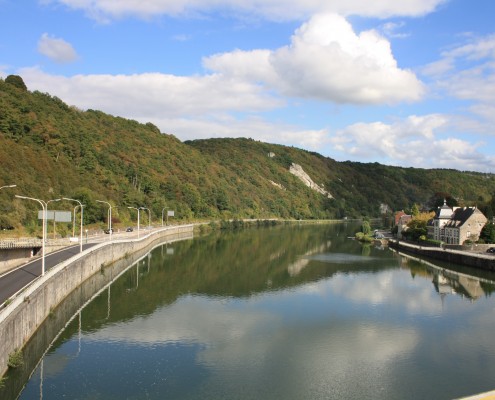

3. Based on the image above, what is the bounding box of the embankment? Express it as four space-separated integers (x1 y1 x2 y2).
388 239 495 271
0 225 194 378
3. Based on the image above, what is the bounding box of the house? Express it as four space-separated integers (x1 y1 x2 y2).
394 211 412 239
428 200 487 244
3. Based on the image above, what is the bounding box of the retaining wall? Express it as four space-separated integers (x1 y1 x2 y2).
0 225 194 378
388 240 495 271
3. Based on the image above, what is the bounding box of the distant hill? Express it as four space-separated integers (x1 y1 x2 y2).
0 75 494 232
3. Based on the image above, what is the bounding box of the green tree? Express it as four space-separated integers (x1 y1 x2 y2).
5 75 27 91
361 220 371 235
480 223 495 244
405 219 428 241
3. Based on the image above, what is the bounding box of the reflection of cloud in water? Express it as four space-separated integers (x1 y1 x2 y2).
298 269 443 315
86 296 276 347
307 253 376 263
84 286 419 398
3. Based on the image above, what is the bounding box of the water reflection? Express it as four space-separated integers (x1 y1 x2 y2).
3 223 495 400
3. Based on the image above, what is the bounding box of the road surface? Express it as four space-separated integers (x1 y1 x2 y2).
0 243 97 305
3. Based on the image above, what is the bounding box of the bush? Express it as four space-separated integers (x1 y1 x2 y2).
0 215 15 230
355 232 373 243
8 349 23 369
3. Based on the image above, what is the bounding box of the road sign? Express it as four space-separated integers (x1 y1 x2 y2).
38 210 72 222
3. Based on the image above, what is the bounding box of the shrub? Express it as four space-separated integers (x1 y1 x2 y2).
8 349 23 369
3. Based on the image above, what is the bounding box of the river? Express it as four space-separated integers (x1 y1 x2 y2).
3 222 495 399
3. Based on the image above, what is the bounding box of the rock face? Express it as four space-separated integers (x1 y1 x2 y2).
289 163 333 199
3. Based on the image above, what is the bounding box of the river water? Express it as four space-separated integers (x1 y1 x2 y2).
6 223 495 399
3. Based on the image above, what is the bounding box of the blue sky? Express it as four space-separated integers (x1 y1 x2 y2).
1 0 495 172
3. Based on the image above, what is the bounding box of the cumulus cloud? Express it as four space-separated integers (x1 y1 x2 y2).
329 114 495 171
19 66 280 117
18 66 327 149
37 33 78 63
46 0 447 21
205 13 424 104
19 14 423 152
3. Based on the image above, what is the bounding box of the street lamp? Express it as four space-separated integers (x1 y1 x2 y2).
46 198 61 240
128 207 140 238
72 205 80 238
15 195 47 276
0 184 16 190
161 207 166 227
63 198 84 253
96 200 112 240
140 207 151 230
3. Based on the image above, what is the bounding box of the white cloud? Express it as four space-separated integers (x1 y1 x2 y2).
19 67 280 117
330 114 495 171
380 21 410 39
423 34 495 117
46 0 447 21
37 33 78 63
18 67 326 150
18 14 423 152
205 13 425 104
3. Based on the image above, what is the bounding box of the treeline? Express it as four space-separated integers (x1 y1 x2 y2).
0 75 494 234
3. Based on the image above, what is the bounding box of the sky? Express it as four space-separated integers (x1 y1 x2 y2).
1 0 495 173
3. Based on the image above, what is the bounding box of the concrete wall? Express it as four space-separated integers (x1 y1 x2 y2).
0 248 34 274
389 240 495 271
0 225 194 378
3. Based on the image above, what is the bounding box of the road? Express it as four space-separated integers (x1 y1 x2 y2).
0 227 165 306
0 243 97 305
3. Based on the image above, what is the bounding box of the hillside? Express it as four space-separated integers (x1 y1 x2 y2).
0 75 494 233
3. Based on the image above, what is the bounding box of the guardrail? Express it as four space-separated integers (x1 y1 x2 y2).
0 239 42 249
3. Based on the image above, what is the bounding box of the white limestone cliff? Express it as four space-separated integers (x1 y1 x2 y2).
289 163 333 199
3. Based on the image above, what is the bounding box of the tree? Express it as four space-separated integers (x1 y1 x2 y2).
405 211 435 241
361 220 371 235
5 75 27 91
429 192 458 210
480 223 495 244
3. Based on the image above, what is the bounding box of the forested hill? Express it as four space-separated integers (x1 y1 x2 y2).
0 75 494 231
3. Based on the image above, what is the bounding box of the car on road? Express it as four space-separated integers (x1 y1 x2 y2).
126 227 134 232
104 228 114 234
487 247 495 254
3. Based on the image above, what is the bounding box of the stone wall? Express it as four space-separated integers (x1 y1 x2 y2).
0 225 194 378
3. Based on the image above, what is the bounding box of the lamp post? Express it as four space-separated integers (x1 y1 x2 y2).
72 205 80 238
63 198 84 253
161 207 166 227
96 200 112 240
128 207 140 238
0 184 16 190
46 198 61 240
140 207 151 230
15 195 47 275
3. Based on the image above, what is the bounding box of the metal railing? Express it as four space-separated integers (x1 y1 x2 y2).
0 239 43 249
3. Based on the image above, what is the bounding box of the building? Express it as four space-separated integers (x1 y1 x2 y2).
397 214 412 239
429 200 487 244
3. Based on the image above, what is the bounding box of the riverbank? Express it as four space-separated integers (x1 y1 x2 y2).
388 239 495 271
0 225 194 378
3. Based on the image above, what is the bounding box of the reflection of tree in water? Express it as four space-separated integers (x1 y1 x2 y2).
47 224 401 356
